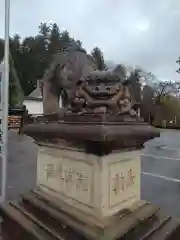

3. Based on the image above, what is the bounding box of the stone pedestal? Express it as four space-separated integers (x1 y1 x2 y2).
37 145 141 219
1 119 180 239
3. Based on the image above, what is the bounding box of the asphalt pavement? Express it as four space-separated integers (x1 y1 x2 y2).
141 129 180 217
0 130 38 201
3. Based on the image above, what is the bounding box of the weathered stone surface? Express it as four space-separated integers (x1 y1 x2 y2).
40 45 96 114
37 146 141 218
1 190 180 240
23 120 159 155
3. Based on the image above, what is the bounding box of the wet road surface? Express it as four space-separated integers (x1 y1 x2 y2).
141 129 180 217
0 130 38 201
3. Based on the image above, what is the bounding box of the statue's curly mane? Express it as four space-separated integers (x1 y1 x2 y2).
61 43 87 54
40 43 97 114
49 43 87 64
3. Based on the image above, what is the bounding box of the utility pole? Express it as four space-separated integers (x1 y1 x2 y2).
0 0 10 202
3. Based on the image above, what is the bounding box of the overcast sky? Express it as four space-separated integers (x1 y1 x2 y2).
0 0 180 81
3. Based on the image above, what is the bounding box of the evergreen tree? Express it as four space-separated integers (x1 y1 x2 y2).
0 39 24 106
48 23 61 54
91 47 106 70
9 51 24 106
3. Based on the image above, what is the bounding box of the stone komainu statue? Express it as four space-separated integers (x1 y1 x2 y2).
69 71 136 116
40 44 137 116
40 45 96 114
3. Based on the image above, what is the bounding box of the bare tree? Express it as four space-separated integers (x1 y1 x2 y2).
138 69 180 103
132 69 180 123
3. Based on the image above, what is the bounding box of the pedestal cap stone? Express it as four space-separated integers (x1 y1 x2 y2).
23 113 159 155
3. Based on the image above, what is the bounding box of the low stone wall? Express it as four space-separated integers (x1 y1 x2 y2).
141 130 180 217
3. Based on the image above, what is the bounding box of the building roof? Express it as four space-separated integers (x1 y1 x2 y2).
25 96 43 101
27 82 42 100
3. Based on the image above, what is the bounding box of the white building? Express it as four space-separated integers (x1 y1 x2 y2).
23 83 62 115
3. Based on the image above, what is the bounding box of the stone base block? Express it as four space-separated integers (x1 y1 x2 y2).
1 189 180 240
37 145 141 219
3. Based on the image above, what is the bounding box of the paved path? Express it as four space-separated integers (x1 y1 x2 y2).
141 129 180 218
1 130 38 200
